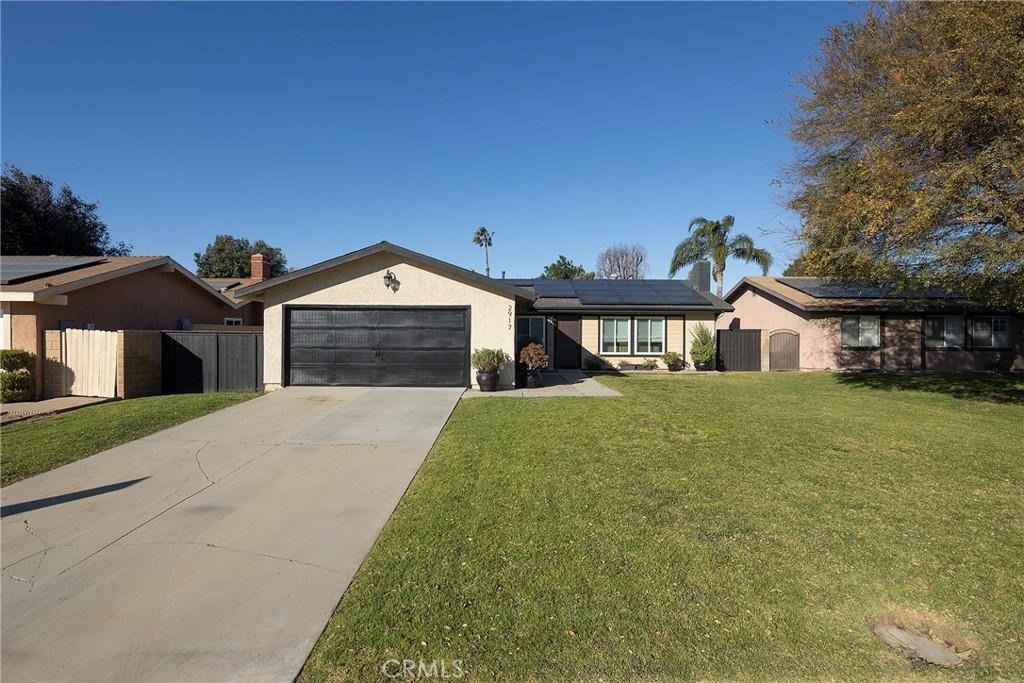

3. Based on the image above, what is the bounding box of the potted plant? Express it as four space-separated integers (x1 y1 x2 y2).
661 351 684 371
690 323 717 371
470 348 509 392
518 342 549 389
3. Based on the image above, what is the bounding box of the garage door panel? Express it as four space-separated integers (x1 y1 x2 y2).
287 307 469 387
290 364 378 386
290 308 379 329
376 327 466 350
290 347 377 365
290 327 375 349
378 309 464 328
377 349 466 366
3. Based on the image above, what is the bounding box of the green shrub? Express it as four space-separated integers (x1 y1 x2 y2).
1 349 34 373
471 348 510 373
616 359 633 370
641 358 659 370
661 351 684 370
690 323 717 366
1 371 35 402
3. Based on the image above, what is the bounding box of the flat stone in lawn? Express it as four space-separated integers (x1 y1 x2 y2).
874 623 962 667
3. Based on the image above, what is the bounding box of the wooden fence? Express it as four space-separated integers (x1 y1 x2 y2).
162 331 263 393
58 329 119 398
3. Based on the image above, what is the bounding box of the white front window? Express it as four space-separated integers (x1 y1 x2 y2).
224 317 243 326
634 317 665 354
601 317 631 354
841 315 880 348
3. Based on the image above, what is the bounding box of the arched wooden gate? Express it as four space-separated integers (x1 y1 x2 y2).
769 329 800 371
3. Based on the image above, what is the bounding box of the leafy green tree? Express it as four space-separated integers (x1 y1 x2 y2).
782 251 810 277
194 235 288 278
668 215 772 297
788 2 1024 309
472 226 494 277
1 165 131 256
539 255 594 279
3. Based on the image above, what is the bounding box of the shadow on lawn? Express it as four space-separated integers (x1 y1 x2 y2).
834 372 1024 405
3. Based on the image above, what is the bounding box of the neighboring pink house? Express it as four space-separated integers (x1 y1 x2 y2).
719 277 1024 372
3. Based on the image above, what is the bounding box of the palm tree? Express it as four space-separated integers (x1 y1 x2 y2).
668 215 773 297
472 226 494 277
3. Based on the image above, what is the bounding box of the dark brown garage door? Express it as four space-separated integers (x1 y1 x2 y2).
286 307 469 387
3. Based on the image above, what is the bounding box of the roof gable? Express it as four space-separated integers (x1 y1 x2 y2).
0 255 241 308
234 241 531 301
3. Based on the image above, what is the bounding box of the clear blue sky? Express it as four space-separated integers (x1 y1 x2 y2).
2 1 865 290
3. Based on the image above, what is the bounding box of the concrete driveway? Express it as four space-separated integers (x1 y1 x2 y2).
1 386 463 683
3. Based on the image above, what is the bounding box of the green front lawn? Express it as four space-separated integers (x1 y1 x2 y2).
1 392 258 485
303 373 1023 682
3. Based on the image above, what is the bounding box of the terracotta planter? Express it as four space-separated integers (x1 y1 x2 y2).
476 371 500 392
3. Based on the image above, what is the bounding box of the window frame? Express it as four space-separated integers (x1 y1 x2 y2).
224 317 243 326
515 315 547 348
925 316 964 349
600 316 632 355
633 316 666 355
972 316 1011 349
841 315 881 349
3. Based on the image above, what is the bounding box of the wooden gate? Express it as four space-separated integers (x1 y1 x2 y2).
769 329 800 371
716 329 761 371
162 331 263 393
62 329 118 397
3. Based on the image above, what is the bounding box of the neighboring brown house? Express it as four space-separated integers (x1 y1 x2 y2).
0 255 261 397
720 276 1024 372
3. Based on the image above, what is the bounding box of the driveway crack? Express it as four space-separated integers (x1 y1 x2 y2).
193 440 214 484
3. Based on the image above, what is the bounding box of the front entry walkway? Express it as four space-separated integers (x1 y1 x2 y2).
462 370 621 398
1 386 463 683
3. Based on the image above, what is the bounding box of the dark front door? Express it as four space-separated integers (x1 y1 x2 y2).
554 316 582 369
286 307 469 387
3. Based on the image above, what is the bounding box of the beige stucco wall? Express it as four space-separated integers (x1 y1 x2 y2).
260 252 517 389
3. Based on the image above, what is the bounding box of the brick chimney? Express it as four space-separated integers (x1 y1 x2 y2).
250 253 266 282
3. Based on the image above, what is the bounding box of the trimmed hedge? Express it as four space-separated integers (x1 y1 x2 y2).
1 349 36 402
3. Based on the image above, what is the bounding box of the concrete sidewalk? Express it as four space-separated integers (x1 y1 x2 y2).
462 370 621 398
1 386 463 683
1 395 111 424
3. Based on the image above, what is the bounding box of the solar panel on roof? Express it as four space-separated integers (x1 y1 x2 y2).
777 278 962 300
533 280 577 298
0 257 107 285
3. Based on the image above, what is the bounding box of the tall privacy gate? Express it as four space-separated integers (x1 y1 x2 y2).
59 328 119 397
162 331 263 393
716 329 761 371
769 330 800 371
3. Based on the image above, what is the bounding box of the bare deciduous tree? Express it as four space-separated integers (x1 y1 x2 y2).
595 244 648 280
